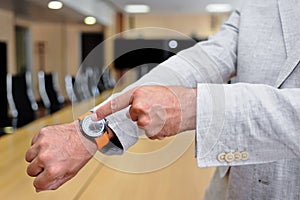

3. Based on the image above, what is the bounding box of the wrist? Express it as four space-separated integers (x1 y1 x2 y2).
77 112 110 150
77 112 123 150
74 120 98 155
179 88 197 132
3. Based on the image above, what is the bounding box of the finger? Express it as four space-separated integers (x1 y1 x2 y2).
128 106 139 122
31 132 40 145
136 114 151 128
148 134 165 140
27 158 44 177
95 89 134 120
46 175 73 191
25 145 39 163
33 168 61 192
33 172 53 192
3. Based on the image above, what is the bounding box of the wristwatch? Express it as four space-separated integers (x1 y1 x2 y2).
78 111 110 150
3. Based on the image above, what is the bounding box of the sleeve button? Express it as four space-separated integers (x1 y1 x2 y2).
241 151 249 161
217 152 226 162
225 152 235 163
233 152 242 161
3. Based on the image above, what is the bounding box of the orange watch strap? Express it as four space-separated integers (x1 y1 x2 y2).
95 132 110 149
78 111 93 121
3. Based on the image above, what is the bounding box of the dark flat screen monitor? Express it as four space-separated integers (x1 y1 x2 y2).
113 38 198 70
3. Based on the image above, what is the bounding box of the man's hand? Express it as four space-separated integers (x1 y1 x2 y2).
95 85 197 140
25 121 97 192
25 85 196 192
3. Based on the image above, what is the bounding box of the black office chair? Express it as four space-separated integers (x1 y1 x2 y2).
65 75 78 103
97 68 115 93
73 68 95 101
38 71 64 114
73 67 114 101
86 67 100 97
7 72 38 128
0 84 11 135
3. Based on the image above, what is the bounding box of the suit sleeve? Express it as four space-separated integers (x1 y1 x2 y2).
196 83 300 167
97 9 240 155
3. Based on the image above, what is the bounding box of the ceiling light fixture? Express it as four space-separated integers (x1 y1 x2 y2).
84 16 97 25
48 1 63 10
206 4 232 13
124 4 150 14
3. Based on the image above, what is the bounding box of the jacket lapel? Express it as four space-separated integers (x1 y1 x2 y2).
275 0 300 88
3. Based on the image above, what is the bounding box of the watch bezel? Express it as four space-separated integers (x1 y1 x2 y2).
80 114 107 138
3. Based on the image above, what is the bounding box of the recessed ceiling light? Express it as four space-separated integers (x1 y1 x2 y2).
124 4 150 14
48 1 63 10
84 16 97 25
206 4 232 13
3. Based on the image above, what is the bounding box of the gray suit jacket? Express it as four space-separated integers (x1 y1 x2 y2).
94 0 300 199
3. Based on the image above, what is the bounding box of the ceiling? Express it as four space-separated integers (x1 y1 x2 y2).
0 0 85 23
106 0 241 14
0 0 242 24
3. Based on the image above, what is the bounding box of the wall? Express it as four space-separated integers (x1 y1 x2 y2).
0 9 16 74
65 23 103 76
122 13 229 39
0 9 104 100
14 18 103 99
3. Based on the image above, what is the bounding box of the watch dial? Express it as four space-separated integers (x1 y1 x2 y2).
82 115 105 137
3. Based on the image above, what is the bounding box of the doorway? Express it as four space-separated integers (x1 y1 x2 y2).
81 32 104 63
81 32 104 71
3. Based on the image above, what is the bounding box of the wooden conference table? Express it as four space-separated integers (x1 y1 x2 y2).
0 91 214 200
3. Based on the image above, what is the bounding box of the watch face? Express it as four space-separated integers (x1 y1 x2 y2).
82 115 106 138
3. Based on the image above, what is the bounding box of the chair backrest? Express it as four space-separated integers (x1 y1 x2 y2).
0 76 9 127
86 67 100 97
0 41 10 133
98 68 115 93
65 75 78 103
73 70 92 102
38 71 64 113
7 72 38 128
